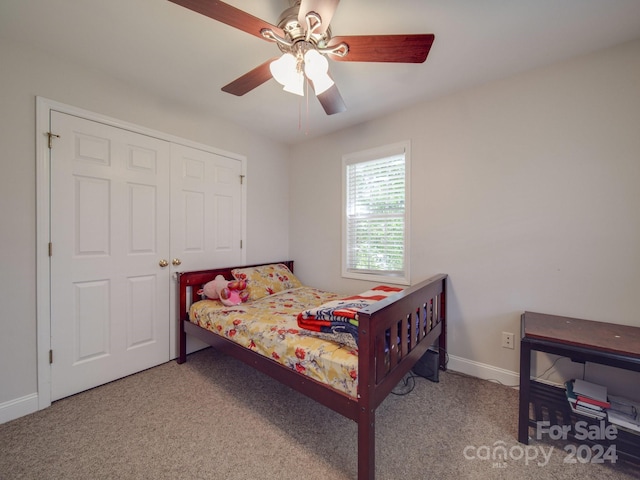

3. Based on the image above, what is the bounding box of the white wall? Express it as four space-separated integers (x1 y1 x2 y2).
290 39 640 394
0 39 291 420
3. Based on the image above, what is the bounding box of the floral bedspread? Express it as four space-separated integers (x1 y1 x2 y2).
189 287 359 397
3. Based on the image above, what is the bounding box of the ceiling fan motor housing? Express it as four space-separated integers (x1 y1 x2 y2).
275 2 332 54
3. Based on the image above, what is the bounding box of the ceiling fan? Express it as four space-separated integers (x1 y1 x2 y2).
168 0 435 115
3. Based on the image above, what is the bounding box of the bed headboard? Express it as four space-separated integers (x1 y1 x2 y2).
177 260 295 318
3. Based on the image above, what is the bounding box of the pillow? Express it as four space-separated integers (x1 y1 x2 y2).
231 263 302 301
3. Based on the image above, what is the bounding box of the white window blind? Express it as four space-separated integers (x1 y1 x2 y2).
342 142 410 285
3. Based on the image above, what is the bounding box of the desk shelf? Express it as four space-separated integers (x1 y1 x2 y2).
525 380 640 464
518 311 640 467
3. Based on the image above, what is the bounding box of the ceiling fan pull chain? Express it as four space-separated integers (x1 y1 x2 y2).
297 79 309 135
306 79 312 136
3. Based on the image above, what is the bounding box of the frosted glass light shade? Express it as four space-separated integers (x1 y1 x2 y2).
270 53 304 96
303 49 334 95
270 54 297 86
283 71 304 96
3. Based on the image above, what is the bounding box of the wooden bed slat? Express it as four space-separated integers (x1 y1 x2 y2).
400 315 409 360
412 312 418 346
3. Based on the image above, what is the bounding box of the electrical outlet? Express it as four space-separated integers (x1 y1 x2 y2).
502 332 515 349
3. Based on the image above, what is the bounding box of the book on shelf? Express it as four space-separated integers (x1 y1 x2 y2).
565 379 607 419
571 402 607 419
609 395 639 416
607 410 640 433
607 395 640 433
577 395 610 409
572 378 608 404
576 399 604 412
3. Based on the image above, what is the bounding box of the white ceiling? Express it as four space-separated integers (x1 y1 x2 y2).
2 0 640 145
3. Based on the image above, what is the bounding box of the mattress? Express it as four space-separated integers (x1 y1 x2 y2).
189 286 359 397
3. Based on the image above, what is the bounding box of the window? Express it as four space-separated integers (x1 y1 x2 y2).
342 141 410 285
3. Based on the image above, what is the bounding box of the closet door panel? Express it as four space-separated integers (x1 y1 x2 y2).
170 143 243 356
50 111 171 401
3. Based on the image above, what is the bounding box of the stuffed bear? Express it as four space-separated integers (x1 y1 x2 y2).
202 274 248 306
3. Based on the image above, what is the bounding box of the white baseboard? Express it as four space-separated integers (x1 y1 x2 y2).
0 393 39 425
446 354 520 388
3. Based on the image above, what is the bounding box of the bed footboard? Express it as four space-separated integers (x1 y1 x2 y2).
356 273 447 480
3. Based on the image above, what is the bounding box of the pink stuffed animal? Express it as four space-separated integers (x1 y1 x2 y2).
202 275 248 306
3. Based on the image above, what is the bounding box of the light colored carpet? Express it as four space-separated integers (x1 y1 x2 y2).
1 348 638 479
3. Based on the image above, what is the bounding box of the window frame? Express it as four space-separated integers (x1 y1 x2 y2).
341 141 411 285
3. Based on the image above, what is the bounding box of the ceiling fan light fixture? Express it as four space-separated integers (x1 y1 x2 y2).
172 0 435 116
282 71 305 96
270 53 305 96
270 53 298 86
303 49 334 95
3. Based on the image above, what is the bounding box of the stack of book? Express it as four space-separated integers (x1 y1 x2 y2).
565 379 640 433
565 379 609 419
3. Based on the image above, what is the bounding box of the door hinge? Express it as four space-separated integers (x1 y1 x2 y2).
48 242 53 257
240 240 243 249
49 349 53 364
240 174 245 185
47 132 60 149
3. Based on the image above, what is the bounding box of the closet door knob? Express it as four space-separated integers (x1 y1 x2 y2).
159 259 169 268
172 258 182 266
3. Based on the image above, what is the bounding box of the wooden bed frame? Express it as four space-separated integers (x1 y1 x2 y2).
177 261 447 480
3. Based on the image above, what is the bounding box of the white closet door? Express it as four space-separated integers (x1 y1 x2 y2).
50 111 171 401
169 143 244 356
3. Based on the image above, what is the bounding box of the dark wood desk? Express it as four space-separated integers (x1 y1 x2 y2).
518 312 640 461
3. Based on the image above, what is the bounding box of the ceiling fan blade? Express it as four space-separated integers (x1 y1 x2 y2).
169 0 285 40
328 34 435 63
315 84 346 115
221 58 278 96
298 0 340 34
